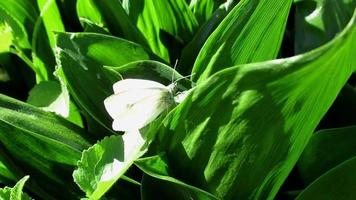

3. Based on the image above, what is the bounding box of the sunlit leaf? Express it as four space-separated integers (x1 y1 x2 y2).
192 0 292 83
155 14 355 199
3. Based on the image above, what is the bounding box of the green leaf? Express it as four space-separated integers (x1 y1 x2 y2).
73 133 148 200
26 81 83 127
78 0 148 48
124 0 199 61
189 0 226 24
0 0 37 49
294 0 356 54
32 0 66 80
296 156 356 200
135 155 219 200
0 23 13 53
27 81 68 116
0 94 91 199
76 0 108 32
298 126 356 185
55 32 151 135
180 0 237 73
0 176 32 200
155 13 355 200
107 60 192 91
192 0 292 83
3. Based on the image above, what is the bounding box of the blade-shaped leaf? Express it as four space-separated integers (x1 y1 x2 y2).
155 13 355 200
0 94 91 198
136 155 219 200
77 0 148 48
55 32 151 135
294 0 356 53
124 0 199 61
296 156 356 200
298 126 356 185
189 0 227 23
32 0 65 80
192 0 292 83
180 0 237 73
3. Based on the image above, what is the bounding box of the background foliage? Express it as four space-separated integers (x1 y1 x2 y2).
0 0 355 199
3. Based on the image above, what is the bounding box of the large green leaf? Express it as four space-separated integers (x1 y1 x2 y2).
55 32 152 135
155 13 355 200
298 126 356 185
135 155 219 200
123 0 199 61
192 0 292 83
294 0 355 54
296 156 356 200
0 94 91 199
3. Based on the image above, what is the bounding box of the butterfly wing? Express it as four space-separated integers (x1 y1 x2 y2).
104 79 174 131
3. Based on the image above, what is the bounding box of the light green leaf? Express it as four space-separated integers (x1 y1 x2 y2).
136 155 219 200
296 156 356 200
26 81 83 127
192 0 292 83
124 0 198 61
55 32 151 135
155 13 355 200
0 0 37 49
31 0 66 80
298 126 356 185
294 0 355 53
27 81 69 116
0 23 13 53
78 0 148 48
0 94 91 199
0 176 32 200
189 0 226 24
73 133 148 200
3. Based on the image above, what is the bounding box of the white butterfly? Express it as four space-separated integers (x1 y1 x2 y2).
104 79 178 131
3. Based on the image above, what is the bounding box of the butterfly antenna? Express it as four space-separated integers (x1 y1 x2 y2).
173 72 196 84
172 59 179 84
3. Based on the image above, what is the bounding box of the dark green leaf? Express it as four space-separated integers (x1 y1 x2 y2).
294 0 355 53
180 0 237 73
0 94 91 199
136 155 219 200
189 0 227 24
55 32 151 135
124 0 199 61
298 126 356 185
192 0 292 83
155 13 355 199
296 156 356 200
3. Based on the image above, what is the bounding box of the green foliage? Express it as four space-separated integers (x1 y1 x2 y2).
0 176 32 200
0 0 355 199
